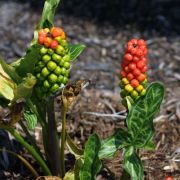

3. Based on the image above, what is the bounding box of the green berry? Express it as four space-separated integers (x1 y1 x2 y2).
52 53 62 63
48 74 58 83
54 66 62 75
61 67 67 75
64 69 69 77
141 79 147 87
56 45 65 55
48 48 54 55
63 62 70 69
54 36 62 43
42 55 51 63
47 61 57 71
61 40 67 47
43 80 50 89
136 85 144 92
57 75 64 83
62 54 70 62
50 84 59 93
122 78 129 85
41 67 50 77
140 89 146 96
62 76 68 84
120 89 127 98
59 60 65 67
119 82 124 89
37 61 45 68
131 90 139 99
40 47 48 55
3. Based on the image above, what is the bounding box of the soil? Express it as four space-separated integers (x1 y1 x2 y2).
0 1 180 179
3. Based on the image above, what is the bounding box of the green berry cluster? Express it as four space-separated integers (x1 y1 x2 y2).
34 28 70 97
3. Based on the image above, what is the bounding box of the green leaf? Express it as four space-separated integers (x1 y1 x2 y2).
127 82 164 148
99 128 131 160
64 169 75 180
66 133 83 159
13 74 36 103
16 45 41 77
0 61 17 101
0 58 21 84
24 108 37 130
143 139 155 150
123 147 144 180
37 0 60 30
68 44 86 61
80 134 102 180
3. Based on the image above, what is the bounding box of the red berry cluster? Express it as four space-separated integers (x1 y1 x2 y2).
120 38 148 102
38 27 66 49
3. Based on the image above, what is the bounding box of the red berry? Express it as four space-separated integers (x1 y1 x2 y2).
133 56 139 62
128 63 136 70
50 40 58 49
124 66 130 73
131 38 138 45
138 39 145 46
132 68 141 77
143 48 148 55
141 57 147 63
130 48 137 55
139 45 146 51
165 176 173 180
136 60 145 69
137 74 146 82
120 70 126 77
127 45 133 52
127 73 134 81
44 37 52 47
136 49 143 57
141 66 148 73
124 53 133 61
38 36 45 45
127 42 133 46
131 79 139 87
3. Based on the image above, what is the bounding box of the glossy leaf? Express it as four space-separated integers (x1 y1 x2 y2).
68 44 86 61
16 45 40 77
37 0 60 30
123 147 144 180
127 82 164 148
24 108 37 129
64 169 74 180
99 128 131 160
80 134 102 180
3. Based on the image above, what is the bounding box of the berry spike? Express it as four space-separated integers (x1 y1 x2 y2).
35 27 70 98
119 38 148 105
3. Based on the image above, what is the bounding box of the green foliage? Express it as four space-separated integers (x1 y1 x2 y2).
24 108 38 130
68 44 86 61
123 147 144 180
80 134 102 180
127 82 164 148
99 128 131 160
37 0 61 30
16 45 41 77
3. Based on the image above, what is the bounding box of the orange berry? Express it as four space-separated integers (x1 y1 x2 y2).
38 29 47 37
44 37 52 47
136 60 145 69
51 27 63 37
131 79 139 88
61 31 66 39
137 74 146 82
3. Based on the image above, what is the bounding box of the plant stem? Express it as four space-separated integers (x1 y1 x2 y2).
19 120 43 159
0 125 51 175
121 169 131 180
60 96 68 178
0 148 39 178
46 98 61 176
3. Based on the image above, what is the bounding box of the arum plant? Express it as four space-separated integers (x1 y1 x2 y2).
0 0 85 179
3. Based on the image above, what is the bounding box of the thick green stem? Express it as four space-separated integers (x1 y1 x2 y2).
0 125 51 175
60 97 68 178
46 98 61 176
0 148 39 178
